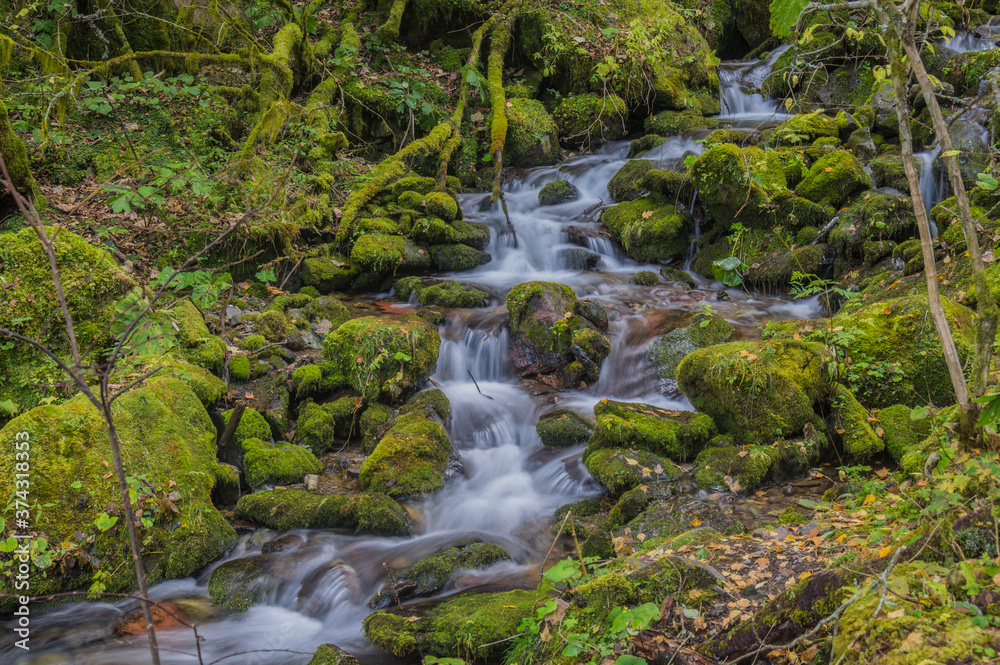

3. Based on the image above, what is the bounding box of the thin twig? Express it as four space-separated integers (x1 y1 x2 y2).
467 369 494 399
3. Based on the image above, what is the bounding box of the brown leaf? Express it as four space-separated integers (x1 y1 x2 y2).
245 392 255 399
641 210 654 219
900 631 924 651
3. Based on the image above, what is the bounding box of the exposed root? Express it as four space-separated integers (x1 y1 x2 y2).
377 0 408 43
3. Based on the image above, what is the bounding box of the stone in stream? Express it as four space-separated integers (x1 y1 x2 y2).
607 159 654 202
552 94 628 148
558 247 601 270
363 589 548 660
297 395 365 455
601 196 688 263
393 277 490 308
235 488 410 535
677 340 833 447
506 281 611 388
240 437 324 489
429 243 492 271
307 644 360 665
359 409 453 498
537 179 579 206
536 409 593 449
368 541 510 609
585 399 716 462
646 312 734 380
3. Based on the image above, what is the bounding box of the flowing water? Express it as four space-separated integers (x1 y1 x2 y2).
941 20 1000 53
6 135 829 665
717 45 793 123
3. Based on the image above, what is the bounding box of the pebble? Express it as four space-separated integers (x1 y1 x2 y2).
304 474 319 491
224 304 242 326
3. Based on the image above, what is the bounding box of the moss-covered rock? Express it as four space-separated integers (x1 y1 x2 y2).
417 281 489 308
504 98 560 167
297 396 363 454
322 316 440 402
536 409 593 448
586 399 716 461
359 410 452 497
229 355 251 381
869 155 908 190
645 109 719 135
301 251 358 293
304 296 351 328
0 372 236 609
424 192 459 221
538 179 579 206
0 240 111 397
832 295 975 407
399 388 451 422
242 437 324 488
342 492 410 535
429 243 491 271
677 340 833 446
646 313 734 379
235 488 408 535
208 557 276 611
360 402 394 453
694 445 781 492
363 589 547 660
877 404 931 463
553 94 628 147
222 406 271 449
689 143 794 229
350 235 432 275
608 160 654 202
451 220 491 250
831 385 883 459
506 281 610 386
794 149 873 207
370 541 510 608
632 270 659 285
250 309 295 341
770 111 854 145
307 644 359 665
601 197 688 262
584 447 679 496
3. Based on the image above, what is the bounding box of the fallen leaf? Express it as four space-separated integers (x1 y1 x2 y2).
624 457 639 466
875 468 889 478
245 392 255 399
746 353 758 360
691 518 702 526
887 608 905 619
737 450 748 458
642 210 654 219
877 546 892 558
875 426 885 437
824 167 833 172
900 631 924 652
862 494 877 506
470 111 484 123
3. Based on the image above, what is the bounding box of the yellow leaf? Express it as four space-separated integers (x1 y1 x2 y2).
740 349 750 357
792 333 802 340
798 571 812 580
746 353 758 361
642 210 654 219
863 494 877 506
887 608 905 619
900 631 924 652
689 589 703 599
875 427 885 437
824 167 833 172
877 546 892 558
407 616 420 622
691 518 702 526
836 534 846 542
624 457 639 466
641 467 652 477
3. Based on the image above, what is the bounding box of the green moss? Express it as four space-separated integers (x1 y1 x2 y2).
0 101 39 202
0 375 236 608
644 109 718 135
242 437 323 488
778 507 809 525
370 542 509 608
292 363 345 400
536 410 593 448
694 445 781 491
359 410 452 497
223 406 271 446
0 227 133 408
630 134 667 156
350 235 432 275
587 399 716 461
877 404 932 463
451 220 490 250
632 271 659 287
208 557 273 611
304 296 351 329
646 314 734 380
601 197 688 262
399 388 451 421
794 149 873 207
677 340 833 446
585 447 679 496
832 295 975 407
552 94 628 147
235 489 351 530
360 402 394 453
241 334 267 351
503 98 560 167
831 385 883 459
252 309 295 341
307 644 359 665
298 396 362 453
322 316 440 402
409 216 456 244
608 160 654 202
770 111 852 145
429 244 491 271
689 143 792 229
424 192 459 221
229 355 251 381
869 157 907 191
417 281 489 308
538 179 579 206
363 589 547 660
343 492 410 535
267 292 313 312
122 356 225 407
301 251 359 293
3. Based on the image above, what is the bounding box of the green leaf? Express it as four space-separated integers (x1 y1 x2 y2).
0 537 18 553
71 480 83 489
941 149 961 158
615 657 649 665
770 0 809 38
712 256 748 287
910 405 930 420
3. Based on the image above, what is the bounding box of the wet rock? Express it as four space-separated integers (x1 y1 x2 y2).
399 388 451 423
350 235 432 275
505 99 560 167
506 281 611 387
602 196 687 263
323 316 440 402
307 644 360 665
225 305 242 326
538 179 580 206
208 557 279 611
559 247 601 270
553 94 628 148
369 541 510 609
212 463 242 505
536 410 593 448
394 278 489 308
646 313 734 380
359 410 453 497
576 299 609 331
794 149 873 208
831 385 883 460
363 589 547 660
586 400 716 461
608 160 654 202
677 340 833 446
241 438 323 489
236 489 409 535
429 243 491 271
297 396 365 455
584 447 680 496
659 265 696 287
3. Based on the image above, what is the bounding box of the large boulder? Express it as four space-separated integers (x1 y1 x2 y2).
601 197 688 263
504 98 560 167
647 313 734 380
794 150 874 208
0 227 134 409
363 589 547 660
0 368 236 610
586 399 716 461
359 410 453 497
235 488 409 535
241 438 324 488
506 281 610 388
322 316 440 402
677 340 833 446
349 235 432 275
553 94 628 148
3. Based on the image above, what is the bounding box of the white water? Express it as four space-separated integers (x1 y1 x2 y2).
942 22 1000 53
717 45 793 123
915 148 943 237
8 133 828 665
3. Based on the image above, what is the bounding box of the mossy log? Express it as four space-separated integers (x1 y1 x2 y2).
376 0 408 43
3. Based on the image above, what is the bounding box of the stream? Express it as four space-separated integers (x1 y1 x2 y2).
4 47 880 665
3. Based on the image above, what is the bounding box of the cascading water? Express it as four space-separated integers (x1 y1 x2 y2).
717 45 793 123
941 21 1000 53
915 148 943 237
9 135 829 665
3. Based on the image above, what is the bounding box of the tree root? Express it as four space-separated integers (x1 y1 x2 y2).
377 0 408 43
